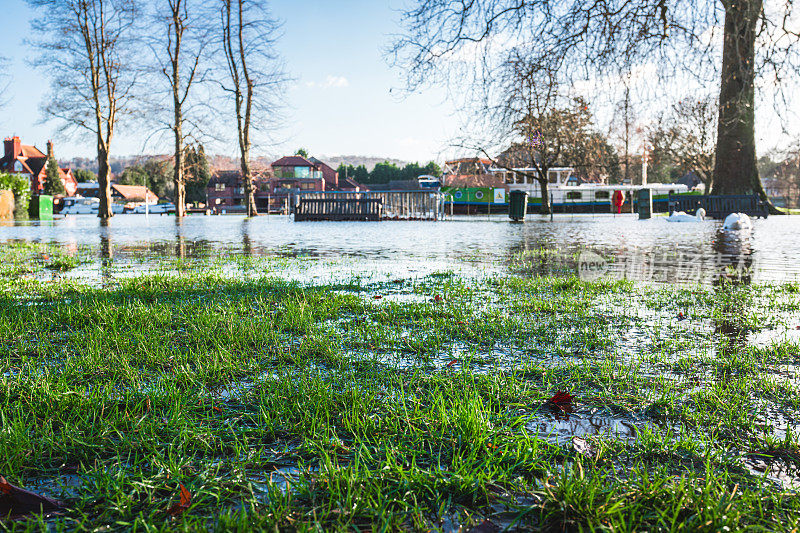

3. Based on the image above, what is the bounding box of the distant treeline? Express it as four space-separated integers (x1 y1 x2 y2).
336 161 441 184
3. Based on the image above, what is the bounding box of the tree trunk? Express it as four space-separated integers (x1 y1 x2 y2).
240 148 257 217
170 0 186 218
712 0 776 212
97 146 113 219
539 179 551 215
174 122 186 217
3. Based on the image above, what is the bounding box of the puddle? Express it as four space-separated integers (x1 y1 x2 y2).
527 408 654 444
250 465 301 496
18 474 83 501
742 455 800 491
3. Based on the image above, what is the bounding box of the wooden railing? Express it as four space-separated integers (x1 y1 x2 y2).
295 197 383 221
668 194 769 219
295 191 444 221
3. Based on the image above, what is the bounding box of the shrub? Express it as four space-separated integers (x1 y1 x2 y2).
0 172 31 216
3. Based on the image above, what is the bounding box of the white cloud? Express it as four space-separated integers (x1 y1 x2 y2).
323 75 349 88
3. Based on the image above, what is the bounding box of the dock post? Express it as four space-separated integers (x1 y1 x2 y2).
638 189 652 219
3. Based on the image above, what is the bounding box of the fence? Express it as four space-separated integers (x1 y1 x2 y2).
668 194 769 219
296 191 444 221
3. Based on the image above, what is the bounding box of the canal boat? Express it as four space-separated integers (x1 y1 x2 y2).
495 167 690 212
441 161 694 213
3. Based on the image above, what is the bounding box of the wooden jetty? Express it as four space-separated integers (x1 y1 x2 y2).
295 191 444 221
668 194 769 219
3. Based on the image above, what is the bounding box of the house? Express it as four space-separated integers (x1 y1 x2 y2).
0 136 78 196
442 158 504 188
206 170 271 212
78 181 158 203
271 155 330 193
206 155 361 213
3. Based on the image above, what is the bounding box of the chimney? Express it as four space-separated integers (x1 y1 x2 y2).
4 136 21 160
47 140 54 160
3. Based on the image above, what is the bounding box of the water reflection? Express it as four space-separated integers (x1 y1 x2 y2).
711 229 752 361
1 214 799 285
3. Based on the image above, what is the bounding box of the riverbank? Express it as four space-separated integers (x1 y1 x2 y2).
1 244 799 530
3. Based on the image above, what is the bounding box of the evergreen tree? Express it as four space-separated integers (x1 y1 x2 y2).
43 156 66 196
72 169 97 183
185 144 212 204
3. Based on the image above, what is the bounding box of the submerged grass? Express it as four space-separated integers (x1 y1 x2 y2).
0 243 799 531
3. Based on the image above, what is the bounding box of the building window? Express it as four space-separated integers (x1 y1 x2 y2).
300 182 315 190
566 191 582 200
215 183 225 191
595 191 610 200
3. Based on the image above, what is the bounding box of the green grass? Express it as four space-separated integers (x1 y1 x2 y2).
0 244 799 531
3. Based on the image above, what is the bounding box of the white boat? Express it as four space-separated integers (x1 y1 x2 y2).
132 202 175 214
492 167 689 207
61 197 124 215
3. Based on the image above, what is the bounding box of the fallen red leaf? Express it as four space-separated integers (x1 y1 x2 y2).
433 294 443 303
373 295 383 300
0 476 62 520
165 484 192 516
548 391 574 405
446 359 458 368
211 405 222 413
677 312 686 321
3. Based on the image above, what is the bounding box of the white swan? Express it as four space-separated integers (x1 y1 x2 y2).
723 212 753 230
666 208 706 222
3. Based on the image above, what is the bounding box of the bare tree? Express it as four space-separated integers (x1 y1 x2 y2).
649 96 718 190
457 59 617 214
27 0 140 219
148 0 211 217
391 1 800 212
217 0 286 217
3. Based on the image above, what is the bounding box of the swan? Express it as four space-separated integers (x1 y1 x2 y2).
666 208 706 222
723 212 753 230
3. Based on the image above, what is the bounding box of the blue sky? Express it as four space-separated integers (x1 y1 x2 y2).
2 0 796 164
0 0 457 163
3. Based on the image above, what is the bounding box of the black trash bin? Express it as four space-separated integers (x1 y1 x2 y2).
509 190 528 222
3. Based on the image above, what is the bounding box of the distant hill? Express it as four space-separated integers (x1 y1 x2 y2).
319 155 409 171
61 153 413 176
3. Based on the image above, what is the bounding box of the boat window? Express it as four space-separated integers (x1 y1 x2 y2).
475 191 484 200
548 171 558 183
595 191 610 200
454 190 463 199
566 191 582 200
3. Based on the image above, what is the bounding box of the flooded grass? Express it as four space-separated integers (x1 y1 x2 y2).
1 242 799 531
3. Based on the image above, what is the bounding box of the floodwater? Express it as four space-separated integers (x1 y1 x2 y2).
1 213 799 284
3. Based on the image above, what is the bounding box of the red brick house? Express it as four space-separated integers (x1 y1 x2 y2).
206 170 272 213
206 155 362 213
78 182 158 203
0 136 78 196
